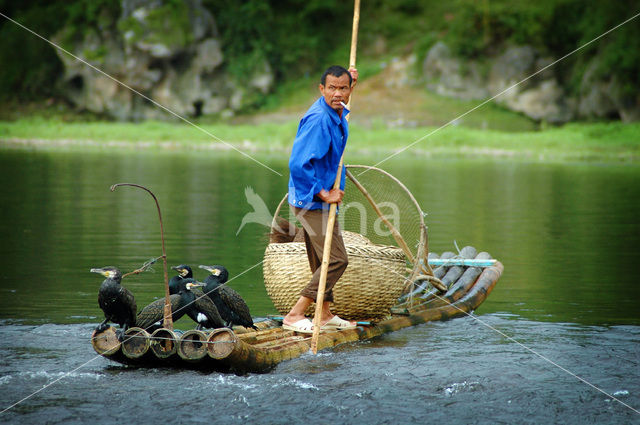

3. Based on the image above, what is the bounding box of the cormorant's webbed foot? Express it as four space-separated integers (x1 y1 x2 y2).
95 322 110 333
116 329 125 342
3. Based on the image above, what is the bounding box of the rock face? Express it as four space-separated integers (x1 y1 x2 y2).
423 42 489 100
422 42 638 123
578 59 640 121
54 0 274 120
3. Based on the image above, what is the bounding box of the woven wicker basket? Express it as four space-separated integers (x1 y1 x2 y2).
263 232 407 320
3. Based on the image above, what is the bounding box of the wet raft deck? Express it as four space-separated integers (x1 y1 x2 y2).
92 258 503 374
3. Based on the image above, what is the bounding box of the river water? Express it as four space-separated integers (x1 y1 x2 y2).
0 149 638 424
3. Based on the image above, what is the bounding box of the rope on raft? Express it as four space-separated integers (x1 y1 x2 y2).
90 329 301 345
90 334 242 344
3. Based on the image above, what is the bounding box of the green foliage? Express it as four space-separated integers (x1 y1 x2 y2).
444 0 558 58
117 0 193 51
83 45 109 63
203 0 352 81
63 0 120 38
0 0 120 100
576 1 640 98
414 32 438 67
433 0 640 99
0 1 65 99
1 0 639 113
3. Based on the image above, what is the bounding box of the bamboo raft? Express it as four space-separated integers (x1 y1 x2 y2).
92 251 503 374
87 3 503 375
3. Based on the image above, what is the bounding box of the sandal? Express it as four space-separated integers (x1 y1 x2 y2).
282 318 314 334
321 315 357 330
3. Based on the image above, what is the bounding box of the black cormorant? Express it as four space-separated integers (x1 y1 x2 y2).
198 265 257 330
135 294 185 332
91 266 137 339
180 279 226 330
169 264 193 295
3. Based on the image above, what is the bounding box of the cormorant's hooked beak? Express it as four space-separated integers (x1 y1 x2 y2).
172 265 189 276
90 268 107 277
185 282 205 290
198 265 220 276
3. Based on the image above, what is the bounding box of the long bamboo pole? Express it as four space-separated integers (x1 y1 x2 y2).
311 0 360 354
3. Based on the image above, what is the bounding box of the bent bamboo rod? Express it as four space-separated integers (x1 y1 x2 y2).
110 183 173 330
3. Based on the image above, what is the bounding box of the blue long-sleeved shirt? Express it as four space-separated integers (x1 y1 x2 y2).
288 96 349 210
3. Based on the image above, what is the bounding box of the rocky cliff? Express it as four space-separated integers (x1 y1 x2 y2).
50 0 638 123
422 42 639 123
53 0 273 121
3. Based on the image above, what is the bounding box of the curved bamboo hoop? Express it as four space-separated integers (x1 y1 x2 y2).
110 183 173 330
345 165 442 290
346 165 425 225
345 169 415 262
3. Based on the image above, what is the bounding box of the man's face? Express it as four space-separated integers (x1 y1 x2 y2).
319 73 352 114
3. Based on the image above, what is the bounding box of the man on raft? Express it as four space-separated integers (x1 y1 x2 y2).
282 65 359 334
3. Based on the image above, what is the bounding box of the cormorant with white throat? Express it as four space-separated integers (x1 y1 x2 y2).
198 265 257 330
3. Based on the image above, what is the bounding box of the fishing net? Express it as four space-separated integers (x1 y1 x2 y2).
340 165 423 259
263 164 445 320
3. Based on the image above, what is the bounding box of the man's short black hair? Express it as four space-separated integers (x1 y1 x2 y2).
321 65 352 86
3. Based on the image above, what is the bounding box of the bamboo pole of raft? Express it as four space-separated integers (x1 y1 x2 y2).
121 327 151 360
150 328 180 359
91 326 121 356
311 0 360 354
110 183 173 330
177 330 209 362
201 262 503 373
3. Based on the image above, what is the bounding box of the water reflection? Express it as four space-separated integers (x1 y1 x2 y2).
0 149 638 325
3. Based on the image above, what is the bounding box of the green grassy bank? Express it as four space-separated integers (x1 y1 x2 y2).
1 118 639 163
